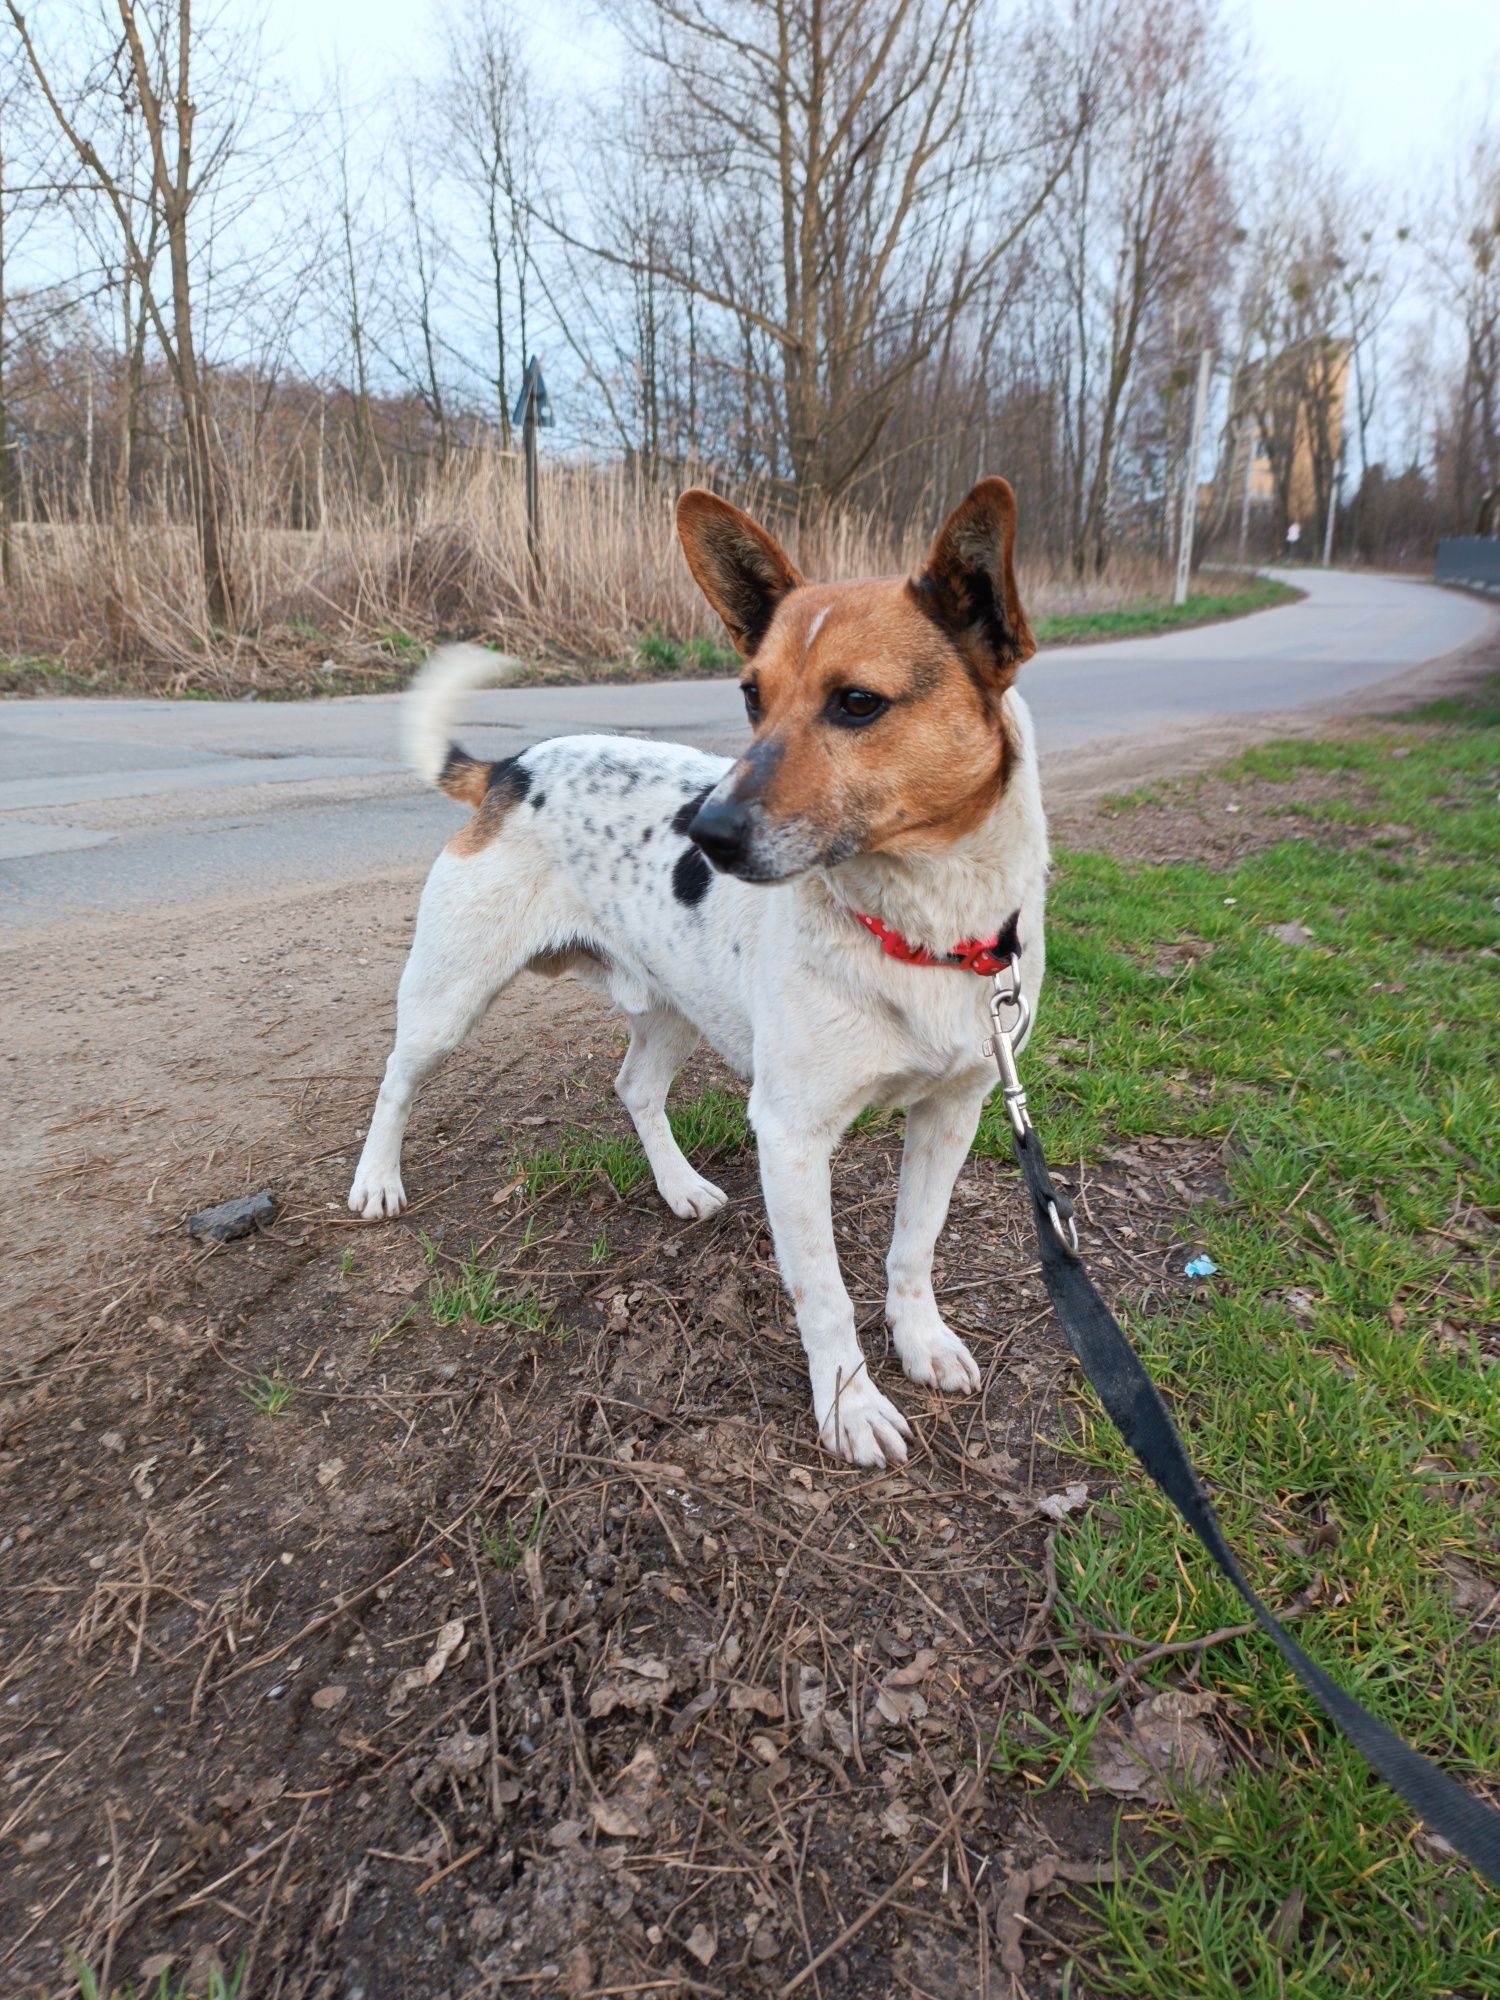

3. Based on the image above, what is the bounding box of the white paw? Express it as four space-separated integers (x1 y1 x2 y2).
813 1364 913 1468
349 1169 406 1220
657 1169 728 1222
890 1316 982 1395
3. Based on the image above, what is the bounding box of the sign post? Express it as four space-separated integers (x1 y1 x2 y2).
511 355 553 593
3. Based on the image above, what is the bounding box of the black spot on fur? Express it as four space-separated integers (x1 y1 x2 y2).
530 790 547 810
485 755 532 805
672 846 713 909
994 909 1022 961
671 786 714 837
641 826 653 845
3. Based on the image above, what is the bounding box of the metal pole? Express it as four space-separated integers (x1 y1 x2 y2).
1174 347 1214 607
523 388 539 592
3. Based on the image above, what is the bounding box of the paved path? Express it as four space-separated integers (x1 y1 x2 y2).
1 569 1491 937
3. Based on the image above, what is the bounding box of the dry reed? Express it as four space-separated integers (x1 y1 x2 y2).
0 447 1175 698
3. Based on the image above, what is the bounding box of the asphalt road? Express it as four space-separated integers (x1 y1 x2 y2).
2 568 1492 939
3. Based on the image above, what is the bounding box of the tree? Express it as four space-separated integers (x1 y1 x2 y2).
565 0 1080 509
6 0 257 622
1034 0 1237 575
442 0 540 449
1425 119 1500 534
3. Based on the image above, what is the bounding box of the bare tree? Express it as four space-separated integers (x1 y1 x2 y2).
6 0 259 621
1034 0 1237 575
442 0 541 448
562 0 1079 510
1425 118 1500 533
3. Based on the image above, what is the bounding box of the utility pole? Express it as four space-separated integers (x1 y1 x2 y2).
511 354 553 594
1174 347 1214 607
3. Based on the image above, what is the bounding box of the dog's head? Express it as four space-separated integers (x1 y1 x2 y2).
675 479 1034 883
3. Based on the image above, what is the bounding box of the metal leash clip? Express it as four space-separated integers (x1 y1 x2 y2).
987 970 1079 1252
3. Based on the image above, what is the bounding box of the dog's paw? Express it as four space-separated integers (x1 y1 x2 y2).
657 1168 729 1222
813 1366 912 1468
349 1170 406 1220
891 1318 982 1395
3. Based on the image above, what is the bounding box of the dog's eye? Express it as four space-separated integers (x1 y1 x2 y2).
830 687 888 726
741 681 762 722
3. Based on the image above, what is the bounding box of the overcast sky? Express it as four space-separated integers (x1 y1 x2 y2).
260 0 1500 186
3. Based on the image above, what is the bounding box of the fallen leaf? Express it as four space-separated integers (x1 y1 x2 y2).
1084 1688 1224 1800
684 1921 718 1966
590 1743 660 1837
1036 1483 1089 1520
316 1458 345 1489
728 1683 784 1719
1269 1884 1306 1955
880 1800 913 1839
588 1656 675 1719
883 1647 939 1688
386 1619 466 1715
1268 920 1315 947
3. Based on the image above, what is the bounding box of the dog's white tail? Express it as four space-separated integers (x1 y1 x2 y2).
403 644 528 802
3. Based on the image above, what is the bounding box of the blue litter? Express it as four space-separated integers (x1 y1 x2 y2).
1183 1255 1218 1278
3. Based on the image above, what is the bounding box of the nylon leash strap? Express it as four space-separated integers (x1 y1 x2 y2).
986 973 1500 1887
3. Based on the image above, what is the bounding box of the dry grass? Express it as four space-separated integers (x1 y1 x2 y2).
0 449 1178 697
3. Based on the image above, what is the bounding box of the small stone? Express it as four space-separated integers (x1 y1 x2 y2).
187 1191 279 1244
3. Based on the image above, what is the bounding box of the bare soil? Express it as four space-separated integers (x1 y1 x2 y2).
3 997 1232 1998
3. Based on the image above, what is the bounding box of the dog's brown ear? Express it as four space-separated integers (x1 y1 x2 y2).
676 490 803 657
910 477 1035 682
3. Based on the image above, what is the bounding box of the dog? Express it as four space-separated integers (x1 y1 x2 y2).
349 477 1048 1466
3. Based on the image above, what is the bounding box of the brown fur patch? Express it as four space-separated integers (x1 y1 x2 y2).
445 756 531 858
679 479 1033 866
738 580 1010 858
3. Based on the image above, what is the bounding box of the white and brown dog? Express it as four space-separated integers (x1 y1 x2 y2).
350 478 1048 1466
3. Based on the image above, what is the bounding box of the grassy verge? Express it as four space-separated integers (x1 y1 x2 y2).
975 690 1499 1992
1032 573 1301 647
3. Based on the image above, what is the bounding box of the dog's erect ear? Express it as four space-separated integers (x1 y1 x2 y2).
676 490 803 657
910 477 1035 682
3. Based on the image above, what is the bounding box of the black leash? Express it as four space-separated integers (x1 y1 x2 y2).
986 975 1500 1888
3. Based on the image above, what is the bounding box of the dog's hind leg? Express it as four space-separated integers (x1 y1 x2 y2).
614 1006 729 1221
350 866 535 1220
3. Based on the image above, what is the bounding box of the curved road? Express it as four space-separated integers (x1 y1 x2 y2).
1 568 1492 939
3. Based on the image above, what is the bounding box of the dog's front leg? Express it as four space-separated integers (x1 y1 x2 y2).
751 1098 912 1467
885 1088 987 1395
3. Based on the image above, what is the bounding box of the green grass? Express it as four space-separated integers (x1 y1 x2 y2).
629 625 739 676
977 692 1500 1994
480 1499 547 1572
1033 576 1300 648
516 1085 750 1198
239 1365 297 1417
428 1254 556 1334
73 1958 244 2000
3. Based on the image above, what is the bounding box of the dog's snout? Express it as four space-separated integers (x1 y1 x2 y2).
688 797 750 869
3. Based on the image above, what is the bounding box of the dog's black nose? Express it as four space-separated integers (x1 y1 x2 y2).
688 798 749 869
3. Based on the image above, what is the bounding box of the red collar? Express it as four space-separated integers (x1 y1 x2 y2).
854 910 1014 977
